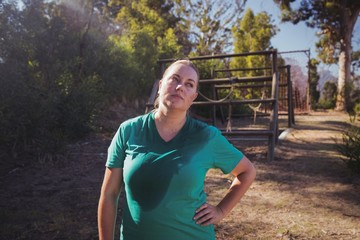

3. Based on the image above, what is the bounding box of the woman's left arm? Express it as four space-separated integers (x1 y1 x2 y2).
194 156 256 226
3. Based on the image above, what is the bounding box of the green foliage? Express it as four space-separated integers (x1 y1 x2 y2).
274 0 360 111
234 9 277 52
335 125 360 175
352 50 360 73
157 28 182 59
309 58 320 109
354 103 360 116
231 9 278 74
0 0 185 161
0 1 106 159
317 99 335 110
173 0 246 55
0 0 278 161
274 0 360 63
108 0 183 84
230 8 278 106
317 81 337 109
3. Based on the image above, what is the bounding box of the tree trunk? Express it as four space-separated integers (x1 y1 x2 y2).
335 38 350 111
335 6 360 111
78 0 94 81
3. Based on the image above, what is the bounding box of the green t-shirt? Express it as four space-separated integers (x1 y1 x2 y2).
106 112 244 240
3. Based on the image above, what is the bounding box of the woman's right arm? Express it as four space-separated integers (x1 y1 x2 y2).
98 167 123 240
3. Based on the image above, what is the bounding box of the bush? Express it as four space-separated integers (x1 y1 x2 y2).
354 103 360 115
316 98 336 109
0 65 104 162
335 126 360 175
316 81 337 109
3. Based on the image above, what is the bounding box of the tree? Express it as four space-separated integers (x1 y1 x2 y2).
107 0 182 88
173 0 247 56
226 8 278 116
352 50 360 76
309 58 320 108
274 0 360 112
231 8 278 76
320 81 337 109
0 0 109 159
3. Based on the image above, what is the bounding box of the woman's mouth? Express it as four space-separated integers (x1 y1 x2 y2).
171 94 184 100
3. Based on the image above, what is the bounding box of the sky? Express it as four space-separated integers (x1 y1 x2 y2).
246 0 360 54
12 0 360 76
245 0 360 76
246 0 318 53
245 0 360 89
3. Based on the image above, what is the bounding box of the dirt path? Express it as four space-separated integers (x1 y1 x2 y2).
213 111 360 240
0 111 359 240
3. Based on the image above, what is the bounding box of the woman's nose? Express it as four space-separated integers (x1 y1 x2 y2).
176 83 184 91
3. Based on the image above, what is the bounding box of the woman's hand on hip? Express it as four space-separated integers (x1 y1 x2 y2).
193 203 224 226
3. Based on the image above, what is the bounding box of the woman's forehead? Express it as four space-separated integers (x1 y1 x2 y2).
166 63 198 80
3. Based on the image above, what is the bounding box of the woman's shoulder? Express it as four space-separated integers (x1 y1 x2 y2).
119 112 152 130
188 116 220 137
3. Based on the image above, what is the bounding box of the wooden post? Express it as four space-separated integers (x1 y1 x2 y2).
286 65 294 127
268 51 279 161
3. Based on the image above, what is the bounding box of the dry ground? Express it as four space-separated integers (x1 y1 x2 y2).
0 107 359 240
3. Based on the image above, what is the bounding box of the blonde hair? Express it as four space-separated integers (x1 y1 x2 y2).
154 60 199 109
162 60 200 83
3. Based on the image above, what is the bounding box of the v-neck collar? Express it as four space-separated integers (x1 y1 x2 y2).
150 111 189 144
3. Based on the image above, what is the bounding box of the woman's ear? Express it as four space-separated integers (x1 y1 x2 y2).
158 79 163 93
192 92 198 101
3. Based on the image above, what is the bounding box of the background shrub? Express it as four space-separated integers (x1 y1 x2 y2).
335 125 360 175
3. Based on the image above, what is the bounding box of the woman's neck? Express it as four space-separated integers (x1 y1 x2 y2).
154 108 187 128
154 109 187 141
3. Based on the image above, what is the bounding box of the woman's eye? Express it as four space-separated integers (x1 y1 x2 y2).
171 76 180 82
186 83 194 88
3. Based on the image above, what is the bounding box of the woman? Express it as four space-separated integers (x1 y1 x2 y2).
98 60 256 240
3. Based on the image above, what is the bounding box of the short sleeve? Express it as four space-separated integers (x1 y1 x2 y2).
211 128 244 174
106 125 126 168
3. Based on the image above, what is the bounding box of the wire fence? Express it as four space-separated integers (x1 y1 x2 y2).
278 50 310 113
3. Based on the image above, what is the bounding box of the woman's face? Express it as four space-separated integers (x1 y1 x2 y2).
158 63 199 112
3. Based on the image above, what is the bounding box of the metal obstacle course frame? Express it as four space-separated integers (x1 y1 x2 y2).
214 65 295 128
146 50 284 161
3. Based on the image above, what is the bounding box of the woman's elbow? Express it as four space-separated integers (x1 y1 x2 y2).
248 162 256 182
